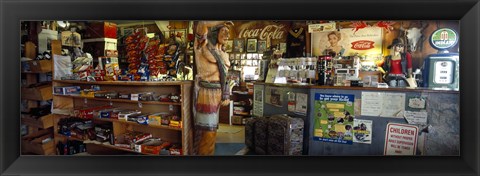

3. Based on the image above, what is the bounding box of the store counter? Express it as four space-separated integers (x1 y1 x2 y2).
253 82 459 156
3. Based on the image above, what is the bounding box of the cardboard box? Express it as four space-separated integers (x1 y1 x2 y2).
80 90 97 98
21 129 55 155
82 38 117 60
22 83 53 101
74 105 112 119
85 22 117 39
169 120 182 128
24 60 52 73
118 110 141 121
21 114 54 129
232 115 243 125
148 113 169 125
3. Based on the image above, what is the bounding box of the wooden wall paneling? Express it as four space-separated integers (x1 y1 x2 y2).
181 82 193 155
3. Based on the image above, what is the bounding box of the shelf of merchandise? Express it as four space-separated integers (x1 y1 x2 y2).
51 35 194 155
52 79 193 155
83 141 155 156
53 94 182 106
54 133 87 142
93 118 182 131
20 41 59 155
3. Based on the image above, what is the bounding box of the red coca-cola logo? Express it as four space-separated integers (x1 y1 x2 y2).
351 40 375 50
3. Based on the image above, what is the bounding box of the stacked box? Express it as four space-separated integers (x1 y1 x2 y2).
244 118 257 150
254 116 269 155
267 114 304 155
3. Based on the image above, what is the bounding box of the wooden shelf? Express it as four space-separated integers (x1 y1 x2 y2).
233 113 251 117
233 104 252 108
85 142 157 155
53 94 182 105
54 133 86 142
22 71 51 74
21 114 54 129
52 76 194 155
93 118 183 131
53 80 192 86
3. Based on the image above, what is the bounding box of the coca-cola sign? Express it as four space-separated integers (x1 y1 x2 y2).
237 24 286 40
351 40 375 50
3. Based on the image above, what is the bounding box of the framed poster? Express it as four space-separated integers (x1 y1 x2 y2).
257 40 267 53
225 39 233 52
233 38 245 53
279 42 287 53
246 38 257 53
313 93 355 144
311 27 383 56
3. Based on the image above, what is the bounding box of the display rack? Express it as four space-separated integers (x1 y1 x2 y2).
50 38 194 155
20 41 59 155
51 80 193 155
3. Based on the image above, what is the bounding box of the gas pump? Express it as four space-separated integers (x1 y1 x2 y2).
421 28 459 90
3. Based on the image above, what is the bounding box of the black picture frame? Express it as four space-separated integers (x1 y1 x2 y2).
1 0 479 176
258 40 267 53
233 38 245 53
225 39 234 52
246 38 258 53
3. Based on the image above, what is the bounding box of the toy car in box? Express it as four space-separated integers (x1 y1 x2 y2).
148 112 170 125
169 120 182 128
94 91 118 99
74 105 112 119
98 108 123 118
54 86 81 95
129 113 150 125
80 90 99 98
169 144 182 155
118 110 141 120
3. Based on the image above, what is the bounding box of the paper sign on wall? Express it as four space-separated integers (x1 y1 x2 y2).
384 123 419 155
265 86 284 107
361 92 405 118
253 85 264 117
295 93 308 114
404 111 428 125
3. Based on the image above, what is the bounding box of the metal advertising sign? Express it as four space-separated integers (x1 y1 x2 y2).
384 123 419 155
430 28 458 50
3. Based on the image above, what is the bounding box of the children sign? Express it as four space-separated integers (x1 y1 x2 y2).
384 123 419 155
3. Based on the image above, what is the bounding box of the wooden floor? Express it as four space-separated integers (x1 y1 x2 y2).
215 123 245 143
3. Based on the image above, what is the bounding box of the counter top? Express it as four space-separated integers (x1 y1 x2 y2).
254 82 459 94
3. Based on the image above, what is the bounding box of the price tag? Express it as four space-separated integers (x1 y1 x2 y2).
84 98 88 104
308 70 316 79
32 61 38 66
290 70 298 77
138 102 143 108
169 105 174 111
110 101 113 106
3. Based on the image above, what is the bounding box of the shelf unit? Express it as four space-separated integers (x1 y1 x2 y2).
51 80 194 155
20 41 58 155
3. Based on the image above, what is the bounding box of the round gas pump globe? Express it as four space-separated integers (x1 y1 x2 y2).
430 28 458 50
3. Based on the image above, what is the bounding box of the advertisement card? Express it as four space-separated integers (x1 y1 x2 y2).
353 119 372 144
